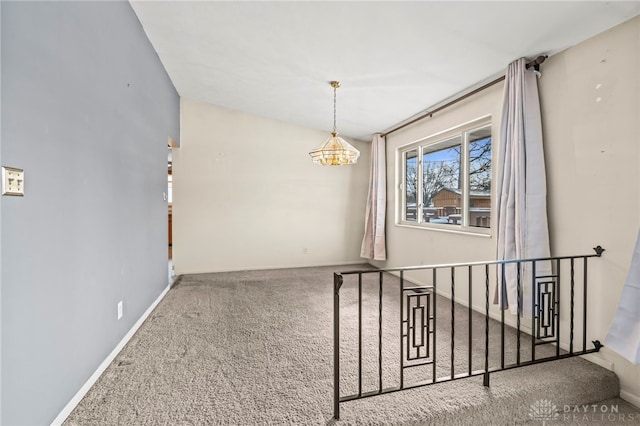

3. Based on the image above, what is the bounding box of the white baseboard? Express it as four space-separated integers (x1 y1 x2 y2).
50 284 171 426
581 353 614 370
620 389 640 409
175 260 368 275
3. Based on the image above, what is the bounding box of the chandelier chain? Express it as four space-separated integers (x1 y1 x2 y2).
308 80 359 165
333 85 337 134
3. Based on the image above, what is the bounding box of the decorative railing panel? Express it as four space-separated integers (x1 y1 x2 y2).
333 246 605 420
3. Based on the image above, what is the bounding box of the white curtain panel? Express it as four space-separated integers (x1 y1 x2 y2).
360 134 387 261
495 58 552 317
605 229 640 364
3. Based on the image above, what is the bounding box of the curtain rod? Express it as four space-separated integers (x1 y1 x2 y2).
380 55 547 137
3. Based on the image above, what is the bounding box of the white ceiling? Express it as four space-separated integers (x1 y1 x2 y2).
131 1 640 142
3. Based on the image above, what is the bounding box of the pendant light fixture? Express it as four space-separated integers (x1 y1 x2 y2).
309 81 360 166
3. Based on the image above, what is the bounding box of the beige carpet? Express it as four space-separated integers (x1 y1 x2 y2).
64 266 639 425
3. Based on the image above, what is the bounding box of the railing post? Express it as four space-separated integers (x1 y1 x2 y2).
531 261 537 362
450 267 455 379
358 273 363 397
555 258 561 358
432 268 438 383
468 265 473 376
483 264 490 387
378 271 383 393
333 273 343 420
583 258 588 352
570 257 575 354
500 263 506 369
399 271 404 390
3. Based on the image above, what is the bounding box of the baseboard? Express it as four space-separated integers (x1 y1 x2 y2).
50 284 171 426
581 353 614 370
175 260 368 275
620 389 640 409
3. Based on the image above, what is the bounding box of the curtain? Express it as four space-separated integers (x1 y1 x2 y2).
495 58 551 317
605 229 640 364
360 134 386 261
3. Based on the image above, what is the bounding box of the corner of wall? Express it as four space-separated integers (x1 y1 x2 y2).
586 348 640 408
0 1 4 421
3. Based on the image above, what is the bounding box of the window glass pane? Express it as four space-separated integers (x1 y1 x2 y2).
468 127 492 228
397 119 491 231
423 136 461 225
405 150 418 222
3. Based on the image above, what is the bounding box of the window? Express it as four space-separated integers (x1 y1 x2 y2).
399 118 492 231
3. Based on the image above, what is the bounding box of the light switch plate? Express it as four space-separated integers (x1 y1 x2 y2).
2 166 24 196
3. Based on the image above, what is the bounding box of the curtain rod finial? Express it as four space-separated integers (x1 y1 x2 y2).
527 55 547 71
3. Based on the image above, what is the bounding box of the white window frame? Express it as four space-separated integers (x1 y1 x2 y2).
397 116 492 235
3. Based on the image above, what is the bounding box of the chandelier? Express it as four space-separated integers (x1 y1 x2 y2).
309 81 360 165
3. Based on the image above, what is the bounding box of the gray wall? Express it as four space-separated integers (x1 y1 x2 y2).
1 2 179 424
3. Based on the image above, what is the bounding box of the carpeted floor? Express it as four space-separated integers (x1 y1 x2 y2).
64 266 639 425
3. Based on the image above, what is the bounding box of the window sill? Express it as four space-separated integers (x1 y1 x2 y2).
396 221 492 238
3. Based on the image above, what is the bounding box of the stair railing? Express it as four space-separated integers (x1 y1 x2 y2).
333 246 605 420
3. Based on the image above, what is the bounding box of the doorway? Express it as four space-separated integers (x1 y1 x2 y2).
168 144 174 282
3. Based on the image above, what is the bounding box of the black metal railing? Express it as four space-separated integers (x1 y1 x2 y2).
333 246 605 420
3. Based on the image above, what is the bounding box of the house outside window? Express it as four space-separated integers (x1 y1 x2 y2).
399 117 492 231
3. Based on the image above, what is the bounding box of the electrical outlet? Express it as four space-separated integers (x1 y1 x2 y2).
2 166 24 196
117 301 123 320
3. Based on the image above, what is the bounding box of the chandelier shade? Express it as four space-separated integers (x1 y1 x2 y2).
309 132 360 165
309 81 360 166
